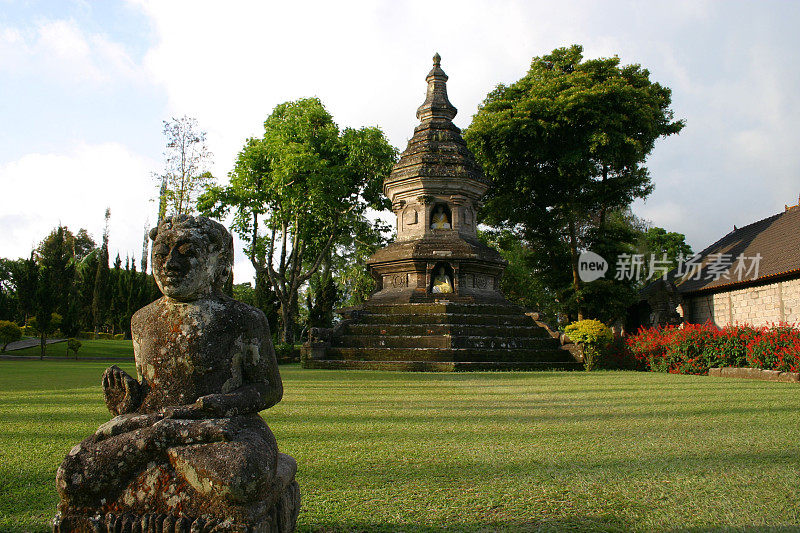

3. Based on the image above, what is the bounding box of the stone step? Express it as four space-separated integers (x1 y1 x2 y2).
335 335 559 350
324 347 573 363
360 303 525 316
303 359 583 372
358 313 534 326
344 323 551 338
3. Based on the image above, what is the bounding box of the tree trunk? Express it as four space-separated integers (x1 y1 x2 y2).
567 214 585 320
40 331 46 359
599 164 608 231
280 304 294 345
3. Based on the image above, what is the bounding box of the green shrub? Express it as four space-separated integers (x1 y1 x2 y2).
274 342 300 363
96 332 113 340
564 319 613 371
77 331 95 340
113 333 125 341
67 338 82 358
0 321 22 352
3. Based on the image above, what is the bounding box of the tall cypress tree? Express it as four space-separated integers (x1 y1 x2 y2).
92 209 111 335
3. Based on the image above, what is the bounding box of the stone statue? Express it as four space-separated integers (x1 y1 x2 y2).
431 265 453 294
430 204 451 229
53 215 300 533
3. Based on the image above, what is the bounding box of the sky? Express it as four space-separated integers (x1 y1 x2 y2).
1 0 799 283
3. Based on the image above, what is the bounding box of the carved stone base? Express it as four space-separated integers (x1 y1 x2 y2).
53 457 300 533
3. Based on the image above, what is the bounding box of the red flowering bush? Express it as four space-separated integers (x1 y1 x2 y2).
746 325 800 372
625 322 800 375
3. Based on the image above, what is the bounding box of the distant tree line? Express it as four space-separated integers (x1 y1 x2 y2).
0 218 160 356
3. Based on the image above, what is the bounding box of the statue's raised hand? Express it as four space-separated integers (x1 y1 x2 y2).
102 365 142 415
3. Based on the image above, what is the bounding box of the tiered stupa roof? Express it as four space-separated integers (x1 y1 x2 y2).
384 54 489 206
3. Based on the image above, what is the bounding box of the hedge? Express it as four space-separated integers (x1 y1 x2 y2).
623 322 800 375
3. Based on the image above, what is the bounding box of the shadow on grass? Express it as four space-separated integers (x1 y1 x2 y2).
300 522 800 532
301 515 633 532
668 528 800 533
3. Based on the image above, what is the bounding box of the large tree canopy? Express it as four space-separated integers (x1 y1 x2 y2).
465 45 684 320
200 97 396 343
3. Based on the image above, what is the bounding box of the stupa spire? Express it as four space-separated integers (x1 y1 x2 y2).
416 53 457 122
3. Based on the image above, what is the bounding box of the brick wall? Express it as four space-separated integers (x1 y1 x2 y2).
686 277 800 326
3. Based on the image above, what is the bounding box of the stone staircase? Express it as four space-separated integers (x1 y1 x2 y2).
302 302 581 371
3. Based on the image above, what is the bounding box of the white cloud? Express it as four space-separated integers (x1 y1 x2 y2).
0 143 157 264
0 18 142 85
130 0 593 179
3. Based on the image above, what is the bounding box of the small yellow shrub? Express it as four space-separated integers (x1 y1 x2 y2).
564 319 613 371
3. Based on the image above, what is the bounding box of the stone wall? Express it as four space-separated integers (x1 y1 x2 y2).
685 277 800 326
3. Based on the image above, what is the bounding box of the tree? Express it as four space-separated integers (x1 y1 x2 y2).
0 320 22 352
35 226 72 357
465 45 684 320
157 115 215 217
0 259 17 321
9 253 39 326
36 226 95 263
330 217 390 309
93 209 111 335
479 228 562 322
200 98 396 343
637 227 693 282
74 249 98 332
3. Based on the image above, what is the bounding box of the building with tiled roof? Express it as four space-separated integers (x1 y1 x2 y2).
640 200 800 327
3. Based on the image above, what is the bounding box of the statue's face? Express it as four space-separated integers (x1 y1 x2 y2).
152 228 218 301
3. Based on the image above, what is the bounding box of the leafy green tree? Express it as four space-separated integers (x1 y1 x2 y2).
200 97 396 343
637 227 693 282
10 253 39 326
35 226 73 357
465 45 683 319
479 228 563 322
331 217 390 309
37 227 95 262
0 259 17 321
232 282 257 307
34 225 96 336
74 249 98 332
0 320 22 352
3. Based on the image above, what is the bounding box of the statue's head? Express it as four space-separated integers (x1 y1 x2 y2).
150 215 233 301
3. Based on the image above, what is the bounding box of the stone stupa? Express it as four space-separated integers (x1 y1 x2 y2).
303 54 579 371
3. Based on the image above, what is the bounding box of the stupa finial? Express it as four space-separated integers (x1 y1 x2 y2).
417 53 457 122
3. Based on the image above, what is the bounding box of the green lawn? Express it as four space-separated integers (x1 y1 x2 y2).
1 362 800 532
5 339 133 359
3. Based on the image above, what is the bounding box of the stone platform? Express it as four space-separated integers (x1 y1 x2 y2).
708 366 800 383
303 302 581 371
